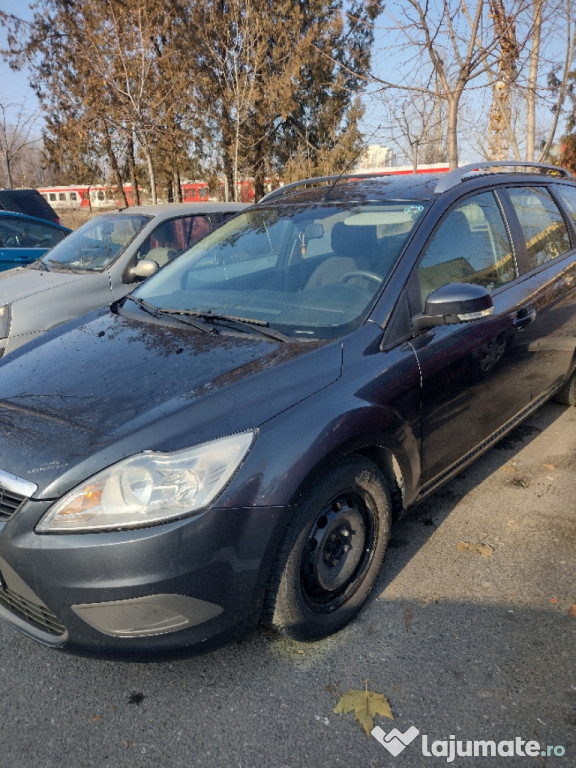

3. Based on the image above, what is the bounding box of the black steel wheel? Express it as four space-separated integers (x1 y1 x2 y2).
265 455 391 640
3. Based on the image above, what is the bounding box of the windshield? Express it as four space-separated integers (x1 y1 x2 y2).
131 201 428 339
41 213 151 271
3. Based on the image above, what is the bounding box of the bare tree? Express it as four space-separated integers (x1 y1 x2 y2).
373 0 515 168
463 0 576 162
193 2 286 201
369 0 576 168
379 83 447 170
525 0 576 162
71 0 189 204
0 101 41 188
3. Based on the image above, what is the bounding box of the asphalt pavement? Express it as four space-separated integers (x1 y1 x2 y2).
0 401 574 768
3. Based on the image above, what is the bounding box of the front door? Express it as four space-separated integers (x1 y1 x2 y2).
411 190 540 489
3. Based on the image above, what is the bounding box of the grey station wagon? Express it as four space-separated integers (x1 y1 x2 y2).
0 202 246 357
0 162 574 658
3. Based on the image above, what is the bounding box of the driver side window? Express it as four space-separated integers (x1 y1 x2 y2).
137 216 207 268
418 192 516 303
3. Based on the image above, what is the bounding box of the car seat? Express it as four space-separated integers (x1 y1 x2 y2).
145 246 179 267
305 222 378 289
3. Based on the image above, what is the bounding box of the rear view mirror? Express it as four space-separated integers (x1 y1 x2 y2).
306 223 324 239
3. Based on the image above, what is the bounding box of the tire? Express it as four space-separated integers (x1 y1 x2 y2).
264 455 392 641
553 371 576 405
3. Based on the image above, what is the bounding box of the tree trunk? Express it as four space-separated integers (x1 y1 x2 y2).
526 0 544 161
3 148 13 189
173 168 182 202
127 136 140 207
142 144 157 204
102 122 127 207
446 94 460 169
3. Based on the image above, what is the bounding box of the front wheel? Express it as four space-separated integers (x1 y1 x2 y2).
264 456 391 640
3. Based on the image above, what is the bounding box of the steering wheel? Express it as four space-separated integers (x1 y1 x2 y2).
338 270 381 286
4 234 21 247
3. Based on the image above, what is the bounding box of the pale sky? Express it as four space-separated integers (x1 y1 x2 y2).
0 1 38 112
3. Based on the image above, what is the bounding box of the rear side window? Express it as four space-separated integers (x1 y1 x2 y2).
551 183 576 228
506 186 571 270
418 191 515 302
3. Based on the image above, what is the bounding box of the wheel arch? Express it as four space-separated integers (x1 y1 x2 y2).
286 430 413 523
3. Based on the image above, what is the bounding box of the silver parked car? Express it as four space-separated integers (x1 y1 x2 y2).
0 202 247 357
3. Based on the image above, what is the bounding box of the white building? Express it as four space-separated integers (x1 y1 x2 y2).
356 144 393 171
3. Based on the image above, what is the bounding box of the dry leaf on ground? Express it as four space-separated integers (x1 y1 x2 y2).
457 541 495 558
334 682 393 736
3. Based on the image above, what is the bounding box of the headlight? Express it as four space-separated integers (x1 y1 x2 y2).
0 305 11 338
36 431 255 533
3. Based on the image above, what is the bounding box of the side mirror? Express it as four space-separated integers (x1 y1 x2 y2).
128 259 160 281
413 283 494 333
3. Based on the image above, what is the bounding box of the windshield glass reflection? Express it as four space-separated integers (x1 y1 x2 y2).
41 213 151 271
132 201 428 339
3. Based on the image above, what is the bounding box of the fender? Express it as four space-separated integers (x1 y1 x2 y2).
218 325 423 511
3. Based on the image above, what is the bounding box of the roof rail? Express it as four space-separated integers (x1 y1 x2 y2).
258 170 426 204
258 175 342 203
434 161 573 194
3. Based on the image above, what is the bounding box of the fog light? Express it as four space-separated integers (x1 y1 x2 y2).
72 594 223 637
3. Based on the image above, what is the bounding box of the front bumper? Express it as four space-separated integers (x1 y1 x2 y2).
0 495 288 658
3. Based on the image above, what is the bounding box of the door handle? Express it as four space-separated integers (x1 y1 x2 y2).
513 307 537 330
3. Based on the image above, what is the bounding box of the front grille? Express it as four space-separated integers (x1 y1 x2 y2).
0 469 37 522
0 487 26 520
0 582 66 636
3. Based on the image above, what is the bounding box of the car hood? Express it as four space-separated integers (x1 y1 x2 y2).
0 310 342 498
0 264 85 303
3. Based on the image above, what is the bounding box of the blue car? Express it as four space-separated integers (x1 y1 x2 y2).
0 210 71 270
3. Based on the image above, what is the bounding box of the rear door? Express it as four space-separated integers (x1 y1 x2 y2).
502 183 576 395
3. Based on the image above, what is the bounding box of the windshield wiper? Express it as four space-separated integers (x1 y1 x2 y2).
42 260 79 272
126 296 217 334
157 308 292 342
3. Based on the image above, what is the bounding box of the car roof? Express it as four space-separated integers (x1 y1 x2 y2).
0 208 70 231
258 162 575 206
258 174 440 206
109 202 249 218
0 187 62 224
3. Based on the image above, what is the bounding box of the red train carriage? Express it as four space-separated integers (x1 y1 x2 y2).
39 185 138 210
